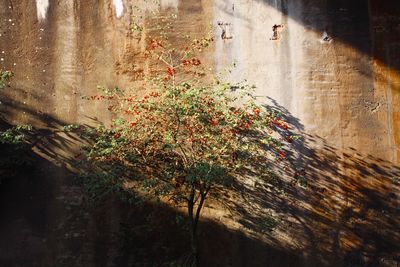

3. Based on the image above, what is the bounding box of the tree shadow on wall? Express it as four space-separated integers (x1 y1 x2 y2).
0 96 305 267
0 93 399 267
222 97 400 267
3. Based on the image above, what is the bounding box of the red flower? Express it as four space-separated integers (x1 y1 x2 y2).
167 67 175 77
192 58 201 66
272 119 289 130
149 38 163 50
149 92 159 97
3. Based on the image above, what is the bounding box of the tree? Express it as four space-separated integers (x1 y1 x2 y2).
80 23 292 266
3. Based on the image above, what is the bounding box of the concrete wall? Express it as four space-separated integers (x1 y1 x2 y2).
0 0 399 266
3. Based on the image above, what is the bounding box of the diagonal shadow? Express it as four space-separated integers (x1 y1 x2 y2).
223 98 400 266
0 88 399 266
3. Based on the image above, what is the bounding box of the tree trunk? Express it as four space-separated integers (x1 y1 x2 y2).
187 192 199 266
187 186 209 266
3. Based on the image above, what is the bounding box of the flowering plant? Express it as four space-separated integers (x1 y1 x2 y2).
81 24 292 265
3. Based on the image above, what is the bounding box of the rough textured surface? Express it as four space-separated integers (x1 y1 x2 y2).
0 0 399 266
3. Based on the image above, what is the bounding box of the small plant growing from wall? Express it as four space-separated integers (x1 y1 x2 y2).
79 16 292 266
0 70 12 90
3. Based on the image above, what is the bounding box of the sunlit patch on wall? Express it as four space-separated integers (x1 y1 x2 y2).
160 0 179 10
113 0 124 18
36 0 49 21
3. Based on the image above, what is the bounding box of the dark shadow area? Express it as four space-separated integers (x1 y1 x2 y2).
0 95 399 266
0 112 305 267
0 101 89 266
0 94 306 267
0 136 58 267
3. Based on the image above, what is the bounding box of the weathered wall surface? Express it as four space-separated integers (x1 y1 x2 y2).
212 1 400 266
214 0 394 159
0 0 399 266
